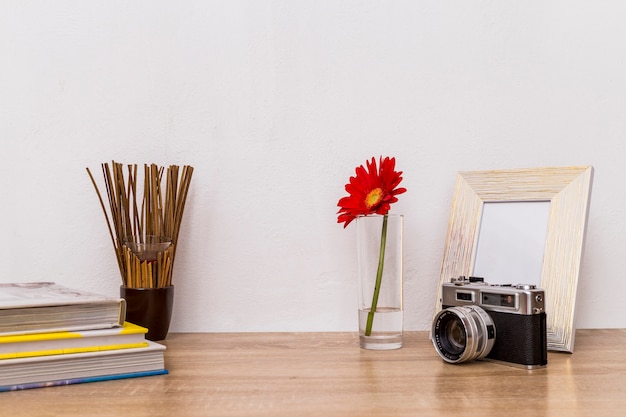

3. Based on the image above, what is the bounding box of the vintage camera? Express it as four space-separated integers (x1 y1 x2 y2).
432 276 547 369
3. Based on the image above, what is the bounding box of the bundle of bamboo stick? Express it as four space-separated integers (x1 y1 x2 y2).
87 162 194 288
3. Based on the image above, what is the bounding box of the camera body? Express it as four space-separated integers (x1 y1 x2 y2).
433 276 547 369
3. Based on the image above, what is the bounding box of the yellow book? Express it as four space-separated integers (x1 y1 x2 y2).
0 341 166 389
0 322 149 360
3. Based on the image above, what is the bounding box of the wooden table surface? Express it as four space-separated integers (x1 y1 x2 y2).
0 329 625 417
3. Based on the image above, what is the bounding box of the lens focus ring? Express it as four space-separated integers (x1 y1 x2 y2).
432 306 496 364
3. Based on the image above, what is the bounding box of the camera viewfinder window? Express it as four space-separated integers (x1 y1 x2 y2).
456 292 473 302
482 292 516 308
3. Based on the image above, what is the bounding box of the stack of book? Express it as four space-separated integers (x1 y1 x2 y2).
0 282 168 392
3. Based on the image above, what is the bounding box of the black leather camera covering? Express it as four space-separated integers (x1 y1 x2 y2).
486 311 547 366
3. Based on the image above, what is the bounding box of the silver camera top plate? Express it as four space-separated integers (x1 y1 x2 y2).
442 276 544 315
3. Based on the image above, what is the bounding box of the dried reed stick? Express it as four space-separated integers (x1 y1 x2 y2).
87 162 194 288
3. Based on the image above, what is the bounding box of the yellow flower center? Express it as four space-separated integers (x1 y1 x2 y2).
365 188 384 209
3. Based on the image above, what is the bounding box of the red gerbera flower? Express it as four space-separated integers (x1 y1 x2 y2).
337 156 407 228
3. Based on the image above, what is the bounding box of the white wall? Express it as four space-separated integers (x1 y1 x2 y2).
1 1 624 332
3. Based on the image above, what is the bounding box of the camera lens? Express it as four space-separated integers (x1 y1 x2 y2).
432 306 495 364
442 316 466 355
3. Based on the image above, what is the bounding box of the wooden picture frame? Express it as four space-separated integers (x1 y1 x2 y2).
436 166 594 352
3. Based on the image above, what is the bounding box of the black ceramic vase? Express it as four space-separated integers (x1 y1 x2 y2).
120 285 174 341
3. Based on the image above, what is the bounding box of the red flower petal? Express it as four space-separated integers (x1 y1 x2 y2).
337 156 406 228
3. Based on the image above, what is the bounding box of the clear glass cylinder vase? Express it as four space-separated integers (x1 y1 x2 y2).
356 214 403 350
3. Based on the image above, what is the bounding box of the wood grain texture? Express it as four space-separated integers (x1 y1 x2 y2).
0 330 624 417
436 166 593 352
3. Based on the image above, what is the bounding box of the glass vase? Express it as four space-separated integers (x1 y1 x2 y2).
356 214 403 350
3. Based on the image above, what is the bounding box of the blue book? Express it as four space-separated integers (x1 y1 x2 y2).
0 369 168 392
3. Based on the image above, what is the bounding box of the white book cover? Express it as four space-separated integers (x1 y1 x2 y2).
0 282 126 335
0 282 122 308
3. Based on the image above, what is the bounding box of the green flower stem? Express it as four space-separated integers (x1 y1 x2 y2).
365 214 388 336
